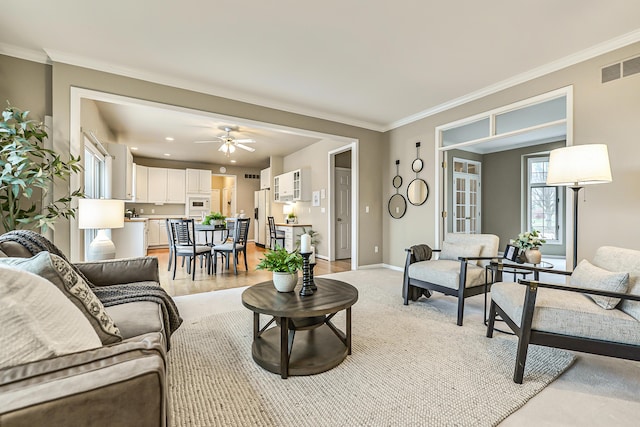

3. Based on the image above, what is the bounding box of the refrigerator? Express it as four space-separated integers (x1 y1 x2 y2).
254 189 271 248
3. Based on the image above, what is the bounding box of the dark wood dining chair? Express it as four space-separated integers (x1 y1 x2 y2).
167 218 211 280
268 216 285 249
212 218 251 275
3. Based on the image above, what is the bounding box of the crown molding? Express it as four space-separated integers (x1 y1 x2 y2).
386 28 640 131
0 43 49 64
44 48 386 132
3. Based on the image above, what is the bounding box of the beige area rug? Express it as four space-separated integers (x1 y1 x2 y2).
168 270 575 427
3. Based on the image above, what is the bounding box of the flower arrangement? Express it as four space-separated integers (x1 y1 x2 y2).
513 230 546 250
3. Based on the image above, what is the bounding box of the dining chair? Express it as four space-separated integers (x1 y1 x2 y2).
268 216 285 249
212 218 251 275
167 218 212 280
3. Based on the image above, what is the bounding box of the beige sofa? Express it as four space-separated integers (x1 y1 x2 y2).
0 238 172 427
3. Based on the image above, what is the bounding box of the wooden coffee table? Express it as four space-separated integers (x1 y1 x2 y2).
241 277 358 379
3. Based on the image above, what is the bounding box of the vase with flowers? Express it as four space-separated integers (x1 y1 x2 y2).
512 230 546 264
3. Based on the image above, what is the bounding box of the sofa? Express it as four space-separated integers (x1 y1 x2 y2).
403 233 500 325
0 233 178 427
487 246 640 383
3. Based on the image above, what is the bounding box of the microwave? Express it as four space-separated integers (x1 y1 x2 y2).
187 197 210 213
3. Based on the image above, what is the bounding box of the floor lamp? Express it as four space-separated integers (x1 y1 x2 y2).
546 144 612 269
78 198 125 261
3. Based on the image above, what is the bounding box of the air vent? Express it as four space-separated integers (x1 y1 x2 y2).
623 56 640 78
602 54 640 83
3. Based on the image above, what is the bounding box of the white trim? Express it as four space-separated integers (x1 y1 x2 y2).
388 29 640 130
359 263 388 270
380 263 403 272
0 43 50 64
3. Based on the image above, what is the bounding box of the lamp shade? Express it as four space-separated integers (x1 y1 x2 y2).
78 199 125 229
546 144 612 186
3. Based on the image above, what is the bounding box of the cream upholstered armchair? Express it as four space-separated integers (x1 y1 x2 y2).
403 233 500 326
487 246 640 383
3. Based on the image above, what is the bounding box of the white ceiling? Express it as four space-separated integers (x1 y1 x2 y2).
2 1 640 164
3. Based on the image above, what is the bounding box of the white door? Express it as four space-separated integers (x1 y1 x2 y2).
335 167 351 259
211 189 221 213
452 158 481 234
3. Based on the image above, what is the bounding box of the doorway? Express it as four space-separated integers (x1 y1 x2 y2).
328 144 358 269
334 167 351 259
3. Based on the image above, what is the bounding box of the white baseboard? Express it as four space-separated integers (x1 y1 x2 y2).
382 263 404 272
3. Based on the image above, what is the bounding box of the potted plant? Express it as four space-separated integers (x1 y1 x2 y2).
256 246 303 292
0 105 83 232
512 230 546 264
286 211 297 224
203 212 226 227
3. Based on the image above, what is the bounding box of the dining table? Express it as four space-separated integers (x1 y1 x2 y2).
194 223 233 246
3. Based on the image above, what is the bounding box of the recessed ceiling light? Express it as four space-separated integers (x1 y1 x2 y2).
131 147 138 151
165 137 174 141
163 153 171 157
230 160 237 163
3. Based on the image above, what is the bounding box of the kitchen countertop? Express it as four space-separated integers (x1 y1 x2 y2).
275 223 312 227
124 217 148 222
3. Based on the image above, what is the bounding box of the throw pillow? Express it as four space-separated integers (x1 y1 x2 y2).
0 252 122 344
0 265 102 369
439 241 483 265
570 259 630 309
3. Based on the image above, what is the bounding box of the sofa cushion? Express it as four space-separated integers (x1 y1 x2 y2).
408 260 486 290
570 259 629 309
443 233 499 267
0 252 122 345
491 282 640 346
592 246 640 321
106 301 165 346
438 241 483 265
0 265 102 369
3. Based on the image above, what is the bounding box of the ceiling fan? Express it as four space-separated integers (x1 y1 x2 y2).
194 126 256 156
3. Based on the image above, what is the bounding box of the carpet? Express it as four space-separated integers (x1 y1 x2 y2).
168 270 575 427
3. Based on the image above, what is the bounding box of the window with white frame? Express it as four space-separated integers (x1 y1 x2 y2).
83 136 106 258
527 156 562 243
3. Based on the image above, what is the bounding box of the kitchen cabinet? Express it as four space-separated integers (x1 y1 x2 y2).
274 168 310 202
147 167 186 203
112 219 148 258
260 167 271 189
147 219 169 247
105 142 133 200
186 168 212 194
276 223 311 252
134 164 148 202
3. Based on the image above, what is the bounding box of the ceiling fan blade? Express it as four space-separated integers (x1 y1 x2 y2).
217 144 228 152
234 138 255 143
236 144 256 152
193 140 220 144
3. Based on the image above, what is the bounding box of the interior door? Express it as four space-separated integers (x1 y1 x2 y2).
211 189 221 213
452 158 481 234
335 167 351 259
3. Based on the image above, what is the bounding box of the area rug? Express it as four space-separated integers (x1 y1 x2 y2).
168 270 575 426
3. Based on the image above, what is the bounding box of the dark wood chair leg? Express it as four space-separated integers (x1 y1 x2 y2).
243 248 248 271
513 283 538 384
172 253 178 280
486 300 496 338
457 291 465 326
456 260 469 326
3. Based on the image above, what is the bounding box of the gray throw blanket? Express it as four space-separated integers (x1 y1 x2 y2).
409 244 433 299
0 230 182 349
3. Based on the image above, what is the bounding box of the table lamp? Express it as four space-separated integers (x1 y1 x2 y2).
546 144 612 268
78 198 125 261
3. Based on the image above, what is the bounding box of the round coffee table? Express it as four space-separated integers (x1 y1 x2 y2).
241 277 358 379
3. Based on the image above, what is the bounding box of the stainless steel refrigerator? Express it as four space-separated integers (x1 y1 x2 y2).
254 189 270 248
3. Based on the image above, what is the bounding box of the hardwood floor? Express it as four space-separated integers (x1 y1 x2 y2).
150 243 351 297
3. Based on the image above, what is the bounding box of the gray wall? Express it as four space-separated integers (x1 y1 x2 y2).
384 41 640 267
0 55 51 118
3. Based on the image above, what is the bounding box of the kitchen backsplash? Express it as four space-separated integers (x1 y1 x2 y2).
124 203 186 217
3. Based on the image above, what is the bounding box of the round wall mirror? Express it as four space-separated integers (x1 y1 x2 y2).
388 194 407 219
411 158 424 173
407 178 429 206
392 175 403 189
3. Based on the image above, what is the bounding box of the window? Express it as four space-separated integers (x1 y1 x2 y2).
83 136 107 259
527 156 562 243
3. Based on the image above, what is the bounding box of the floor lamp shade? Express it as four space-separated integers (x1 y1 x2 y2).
546 144 612 268
78 199 125 261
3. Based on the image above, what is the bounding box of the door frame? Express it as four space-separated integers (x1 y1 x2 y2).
328 143 358 270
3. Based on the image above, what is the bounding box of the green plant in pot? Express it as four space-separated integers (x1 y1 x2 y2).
256 245 303 292
0 105 83 232
203 212 225 226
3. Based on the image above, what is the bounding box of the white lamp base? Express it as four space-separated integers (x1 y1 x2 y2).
87 229 116 261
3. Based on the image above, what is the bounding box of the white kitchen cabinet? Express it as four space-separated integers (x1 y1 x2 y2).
134 164 148 202
112 220 148 258
186 168 211 194
274 168 310 202
105 142 133 200
147 219 169 247
147 167 186 203
276 224 311 252
260 167 271 189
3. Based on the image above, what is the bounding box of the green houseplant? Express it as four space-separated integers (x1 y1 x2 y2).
203 212 226 226
0 105 83 232
256 246 303 292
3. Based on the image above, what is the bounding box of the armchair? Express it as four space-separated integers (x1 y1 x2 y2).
403 233 499 326
487 246 640 383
